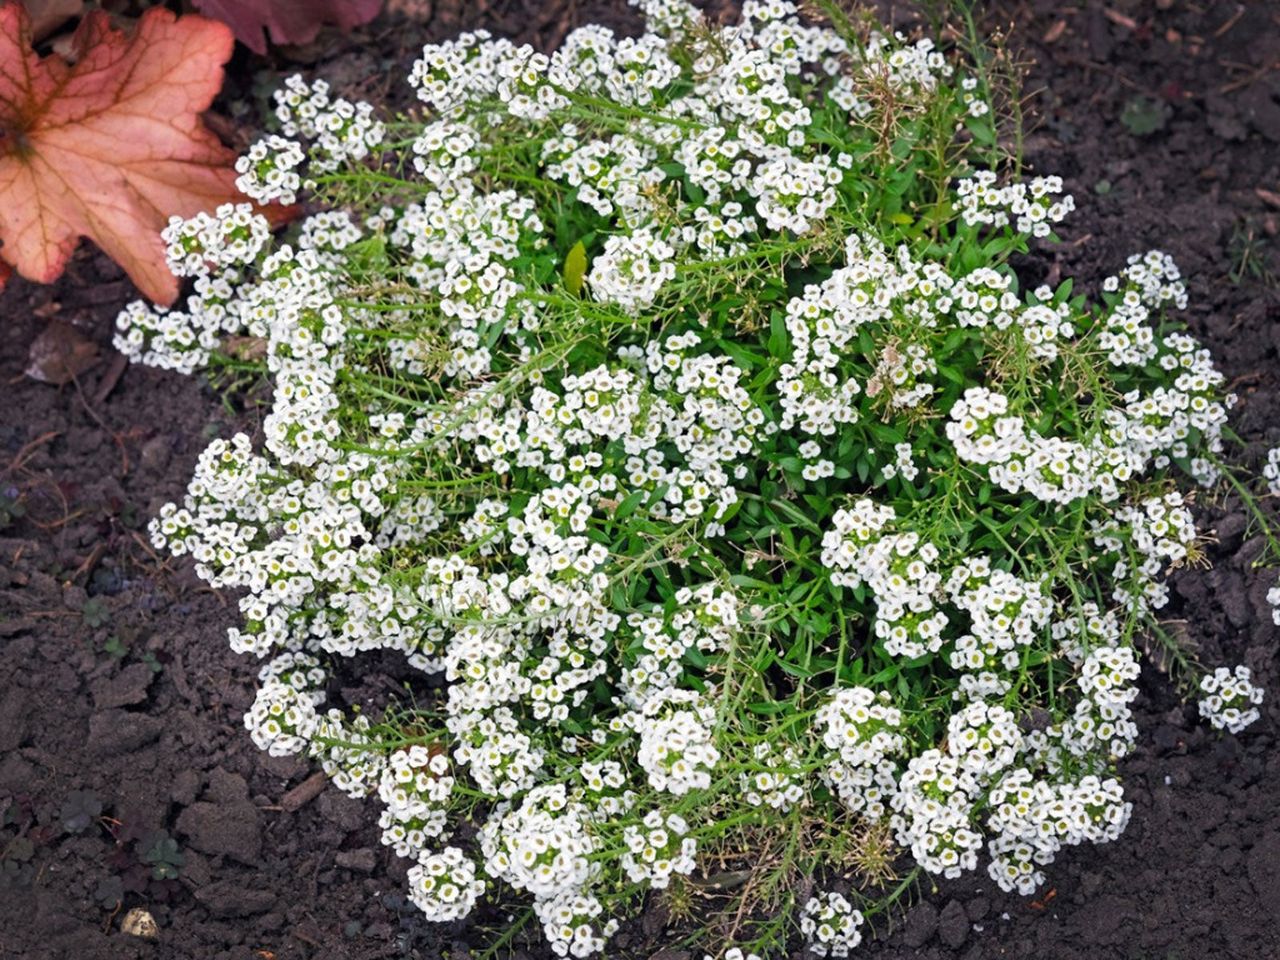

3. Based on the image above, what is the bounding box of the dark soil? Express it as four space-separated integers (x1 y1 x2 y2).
2 2 1279 959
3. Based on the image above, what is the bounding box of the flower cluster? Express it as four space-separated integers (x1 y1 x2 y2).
235 135 306 206
739 742 806 812
378 746 454 857
621 810 698 888
957 170 1075 238
821 501 948 658
800 891 864 957
1198 666 1265 734
984 770 1130 895
817 686 904 820
1265 446 1280 496
273 75 385 172
408 846 486 921
123 1 1276 956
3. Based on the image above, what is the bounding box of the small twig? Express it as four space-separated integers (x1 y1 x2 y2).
280 771 328 813
104 900 123 935
1102 8 1138 31
71 542 107 585
1217 58 1280 95
129 530 166 566
1212 4 1246 38
93 352 128 406
4 430 59 474
69 369 130 476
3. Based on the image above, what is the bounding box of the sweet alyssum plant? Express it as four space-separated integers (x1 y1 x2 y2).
115 0 1278 955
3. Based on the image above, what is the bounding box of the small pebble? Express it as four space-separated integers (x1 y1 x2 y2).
121 907 158 940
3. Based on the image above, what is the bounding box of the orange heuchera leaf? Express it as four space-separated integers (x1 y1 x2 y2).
0 5 246 305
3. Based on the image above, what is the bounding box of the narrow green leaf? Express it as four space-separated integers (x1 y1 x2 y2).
564 240 587 296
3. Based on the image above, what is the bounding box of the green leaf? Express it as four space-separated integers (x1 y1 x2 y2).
614 489 647 520
768 311 788 359
1119 96 1169 137
745 699 792 715
563 240 587 296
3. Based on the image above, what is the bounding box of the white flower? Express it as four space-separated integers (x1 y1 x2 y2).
621 809 697 888
1199 666 1264 734
801 891 864 957
1264 447 1280 496
244 680 318 756
587 229 677 313
407 847 485 921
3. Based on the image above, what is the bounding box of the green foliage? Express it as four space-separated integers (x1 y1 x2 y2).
1119 96 1169 136
81 598 111 629
143 831 185 881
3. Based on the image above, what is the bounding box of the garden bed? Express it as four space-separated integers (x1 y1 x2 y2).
1 1 1278 959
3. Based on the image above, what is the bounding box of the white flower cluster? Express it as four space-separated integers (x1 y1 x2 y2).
633 691 721 795
739 742 806 812
407 846 486 921
480 784 598 899
813 490 1221 889
535 890 619 958
311 710 385 798
1198 666 1264 734
587 229 676 313
956 170 1075 237
115 205 272 372
1264 446 1280 496
821 500 948 658
1092 491 1199 614
621 809 698 888
774 234 1221 506
985 770 1130 894
946 698 1023 781
1055 642 1141 761
947 387 1110 505
244 676 319 756
890 748 984 877
947 557 1053 698
161 203 270 278
858 31 952 97
817 686 904 819
273 74 385 172
119 0 1278 953
114 300 218 374
800 890 864 957
235 134 306 206
378 746 453 858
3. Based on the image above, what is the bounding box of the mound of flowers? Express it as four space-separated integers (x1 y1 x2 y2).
116 0 1277 955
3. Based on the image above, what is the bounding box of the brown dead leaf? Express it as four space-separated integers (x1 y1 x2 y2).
224 335 268 361
25 320 100 384
1043 19 1067 44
